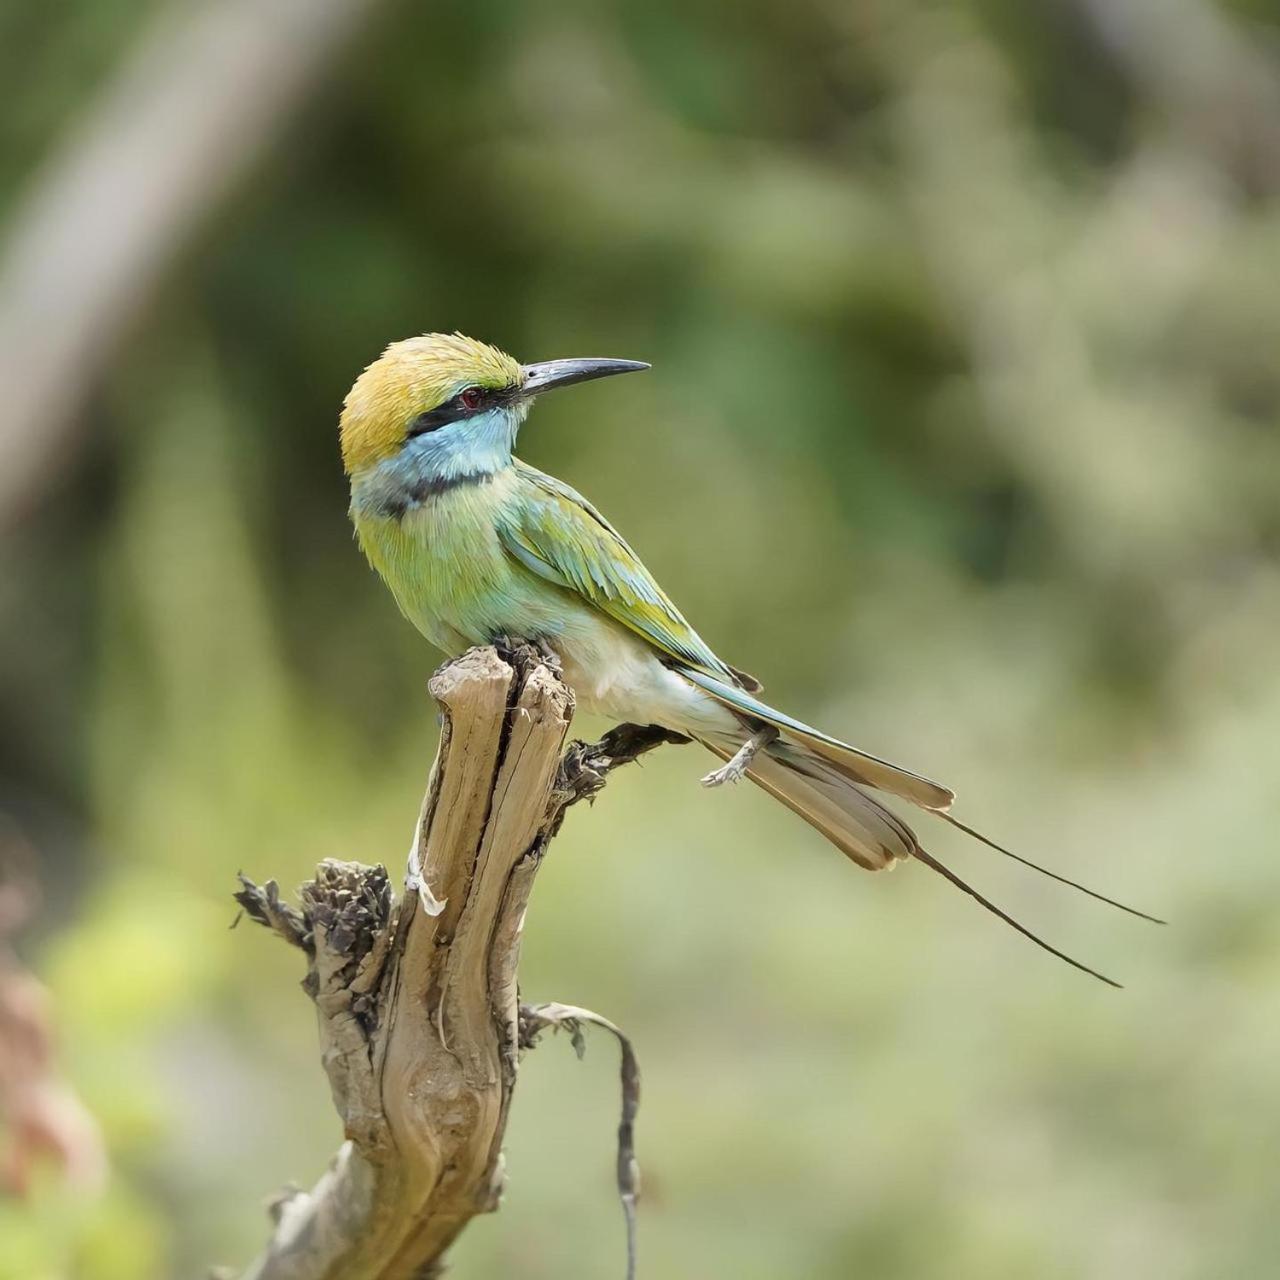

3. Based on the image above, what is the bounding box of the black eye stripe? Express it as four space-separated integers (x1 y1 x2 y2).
405 385 515 437
407 392 476 436
406 404 458 436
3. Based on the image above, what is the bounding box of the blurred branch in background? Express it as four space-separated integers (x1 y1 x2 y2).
0 825 104 1198
1074 0 1280 192
0 0 389 529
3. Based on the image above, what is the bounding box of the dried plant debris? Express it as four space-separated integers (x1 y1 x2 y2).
232 874 310 950
301 861 393 966
521 1001 642 1280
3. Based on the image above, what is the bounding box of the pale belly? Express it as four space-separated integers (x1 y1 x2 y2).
549 607 718 728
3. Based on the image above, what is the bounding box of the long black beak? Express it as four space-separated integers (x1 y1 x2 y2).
518 357 649 398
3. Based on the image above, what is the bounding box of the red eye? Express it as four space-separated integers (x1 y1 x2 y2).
460 387 483 411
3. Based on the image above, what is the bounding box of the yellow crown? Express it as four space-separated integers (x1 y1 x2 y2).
340 333 521 473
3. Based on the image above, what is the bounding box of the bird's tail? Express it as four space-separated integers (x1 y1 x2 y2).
682 667 958 811
701 733 916 872
687 670 1161 987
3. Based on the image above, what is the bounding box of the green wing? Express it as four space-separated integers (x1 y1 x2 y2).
500 461 747 685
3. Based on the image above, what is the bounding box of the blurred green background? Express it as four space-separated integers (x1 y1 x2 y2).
2 0 1279 1276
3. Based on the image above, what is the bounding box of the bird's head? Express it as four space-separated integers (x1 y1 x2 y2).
339 332 648 477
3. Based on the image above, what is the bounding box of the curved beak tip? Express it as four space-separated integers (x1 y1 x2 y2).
519 357 650 396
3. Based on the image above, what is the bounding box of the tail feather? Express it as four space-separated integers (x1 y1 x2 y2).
682 667 956 811
936 812 1166 925
684 665 1160 928
911 846 1122 988
699 729 1125 987
703 736 914 871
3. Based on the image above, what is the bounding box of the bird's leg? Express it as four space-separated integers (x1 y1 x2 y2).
531 636 563 675
490 633 563 677
701 725 778 788
490 633 518 664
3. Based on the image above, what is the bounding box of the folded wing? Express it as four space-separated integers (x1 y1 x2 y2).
500 461 745 685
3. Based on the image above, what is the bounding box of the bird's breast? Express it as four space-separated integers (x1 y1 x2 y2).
352 469 521 647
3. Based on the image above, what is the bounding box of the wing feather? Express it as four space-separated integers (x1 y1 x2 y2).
501 462 741 683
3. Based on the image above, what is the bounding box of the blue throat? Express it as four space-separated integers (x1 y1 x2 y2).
351 407 521 519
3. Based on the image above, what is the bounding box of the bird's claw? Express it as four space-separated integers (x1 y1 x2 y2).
491 633 563 676
700 760 745 788
532 637 563 673
700 726 777 788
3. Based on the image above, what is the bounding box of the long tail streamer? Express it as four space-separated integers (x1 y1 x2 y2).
939 812 1165 925
912 846 1123 988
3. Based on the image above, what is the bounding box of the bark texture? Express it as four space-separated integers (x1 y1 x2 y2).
232 645 674 1280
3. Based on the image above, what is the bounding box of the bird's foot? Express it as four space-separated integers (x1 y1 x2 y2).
491 633 562 677
490 632 518 662
531 636 563 674
701 726 777 788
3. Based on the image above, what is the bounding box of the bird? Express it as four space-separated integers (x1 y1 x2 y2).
340 332 1160 985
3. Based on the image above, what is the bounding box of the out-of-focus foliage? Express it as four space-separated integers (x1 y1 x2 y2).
3 0 1280 1276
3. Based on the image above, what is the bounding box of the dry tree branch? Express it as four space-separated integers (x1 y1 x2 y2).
230 645 685 1280
1071 0 1280 193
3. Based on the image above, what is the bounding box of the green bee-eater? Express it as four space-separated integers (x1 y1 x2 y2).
341 333 1157 984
